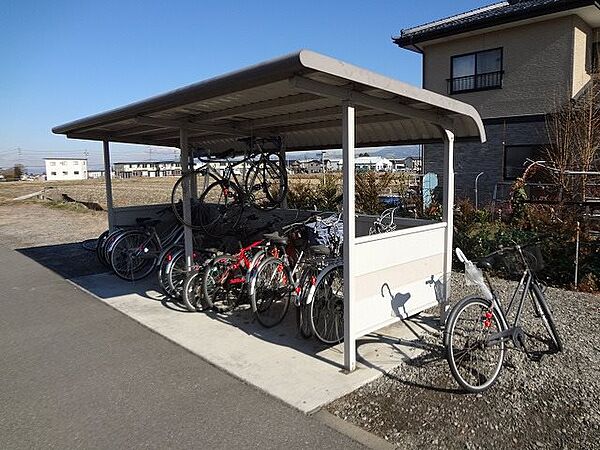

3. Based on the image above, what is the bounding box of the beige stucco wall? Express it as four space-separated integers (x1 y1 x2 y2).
422 16 587 118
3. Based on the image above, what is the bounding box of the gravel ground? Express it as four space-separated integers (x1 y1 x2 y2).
328 274 600 450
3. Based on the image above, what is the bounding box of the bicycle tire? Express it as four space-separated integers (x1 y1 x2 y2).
157 244 182 297
109 230 159 281
531 283 563 352
182 270 204 312
296 267 317 338
170 168 216 230
95 229 110 267
198 181 244 237
250 256 291 328
166 249 189 299
445 296 506 393
309 264 344 345
202 254 237 309
245 158 287 211
103 228 126 266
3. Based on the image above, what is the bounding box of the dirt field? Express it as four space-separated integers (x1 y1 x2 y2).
0 203 107 249
0 178 176 208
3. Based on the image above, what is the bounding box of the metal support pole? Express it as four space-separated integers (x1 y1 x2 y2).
102 140 115 231
441 129 455 326
179 129 194 269
342 102 356 372
474 172 484 210
279 145 288 209
189 151 198 200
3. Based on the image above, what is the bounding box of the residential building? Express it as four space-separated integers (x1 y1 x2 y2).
389 157 422 173
355 156 393 172
290 159 322 174
45 158 87 181
324 159 343 172
394 0 600 203
87 170 105 179
114 161 160 178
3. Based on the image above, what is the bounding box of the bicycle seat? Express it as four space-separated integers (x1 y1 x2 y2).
136 217 161 227
310 245 331 256
263 232 288 245
204 248 220 255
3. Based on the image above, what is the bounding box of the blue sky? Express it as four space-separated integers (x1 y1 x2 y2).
0 0 490 170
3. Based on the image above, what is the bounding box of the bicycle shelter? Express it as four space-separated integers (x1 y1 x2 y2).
53 50 485 371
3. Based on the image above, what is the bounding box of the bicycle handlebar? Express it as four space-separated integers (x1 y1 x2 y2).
479 236 549 260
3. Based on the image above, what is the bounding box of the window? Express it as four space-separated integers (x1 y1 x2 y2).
61 161 67 165
73 161 78 165
49 161 56 166
449 48 503 94
62 171 68 175
50 171 57 176
504 145 542 180
74 171 80 175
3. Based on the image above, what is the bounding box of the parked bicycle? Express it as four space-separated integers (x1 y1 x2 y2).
444 241 563 393
170 137 288 236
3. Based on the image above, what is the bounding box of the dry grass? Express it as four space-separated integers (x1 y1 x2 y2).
0 172 417 210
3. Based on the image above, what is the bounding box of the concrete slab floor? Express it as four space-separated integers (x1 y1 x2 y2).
72 272 440 414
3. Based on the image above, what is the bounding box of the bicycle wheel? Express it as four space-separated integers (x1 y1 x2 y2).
170 168 215 230
167 249 189 299
296 267 317 338
531 283 563 352
310 264 344 345
202 254 237 309
95 230 110 267
245 158 287 210
157 245 182 297
250 256 291 328
182 270 204 312
445 297 506 393
103 228 126 267
198 181 244 237
110 231 159 281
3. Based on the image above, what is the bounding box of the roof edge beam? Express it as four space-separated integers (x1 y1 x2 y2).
135 116 252 138
289 76 453 130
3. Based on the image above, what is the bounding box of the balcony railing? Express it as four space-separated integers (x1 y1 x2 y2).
447 71 503 94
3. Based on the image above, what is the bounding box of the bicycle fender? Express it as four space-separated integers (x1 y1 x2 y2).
304 261 343 306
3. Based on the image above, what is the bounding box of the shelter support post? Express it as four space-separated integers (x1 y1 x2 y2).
279 145 288 209
189 151 198 200
342 102 356 372
440 130 455 326
179 128 194 269
102 140 115 232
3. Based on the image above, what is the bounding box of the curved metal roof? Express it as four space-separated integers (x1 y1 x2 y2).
53 50 485 153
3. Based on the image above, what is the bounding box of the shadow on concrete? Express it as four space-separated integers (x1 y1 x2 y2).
16 241 109 280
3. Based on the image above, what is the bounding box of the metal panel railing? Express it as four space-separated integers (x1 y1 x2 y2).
447 71 503 94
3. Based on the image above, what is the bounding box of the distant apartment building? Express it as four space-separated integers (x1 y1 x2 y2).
389 157 422 173
290 159 322 174
394 0 600 203
355 156 393 172
45 158 87 181
325 159 343 172
114 162 160 178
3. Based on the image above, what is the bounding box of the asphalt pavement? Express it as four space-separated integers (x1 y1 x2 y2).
0 246 369 449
